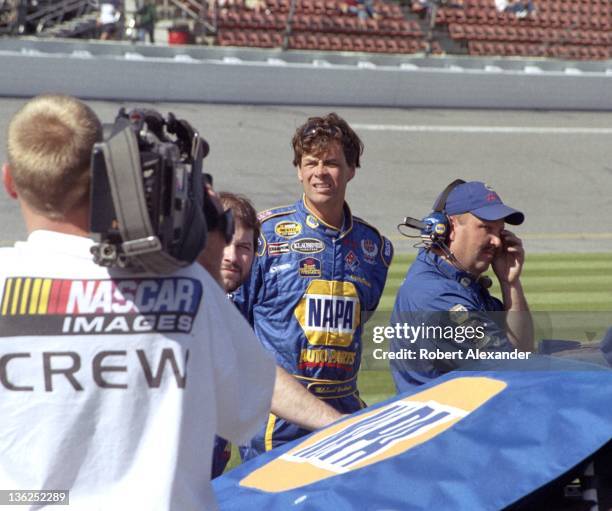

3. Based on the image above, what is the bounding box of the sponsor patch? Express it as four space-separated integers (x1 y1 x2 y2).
342 238 359 250
0 277 202 336
294 280 361 348
434 223 447 235
275 221 302 239
291 238 325 254
268 242 290 257
306 215 320 229
256 233 266 257
298 348 357 371
298 258 322 278
382 237 393 266
361 239 378 258
240 377 507 492
257 209 275 222
345 251 359 271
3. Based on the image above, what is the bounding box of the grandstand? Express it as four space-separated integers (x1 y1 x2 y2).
436 0 611 60
0 0 98 37
0 0 609 59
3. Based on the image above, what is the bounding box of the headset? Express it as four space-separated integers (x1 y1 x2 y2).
398 179 465 249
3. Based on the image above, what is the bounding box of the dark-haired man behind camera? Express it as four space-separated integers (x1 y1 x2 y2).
200 192 344 478
0 95 275 510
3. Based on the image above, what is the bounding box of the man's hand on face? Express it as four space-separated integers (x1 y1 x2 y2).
492 229 525 284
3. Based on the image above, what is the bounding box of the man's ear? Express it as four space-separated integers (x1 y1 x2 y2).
297 165 303 183
347 166 356 182
447 215 458 242
2 164 18 199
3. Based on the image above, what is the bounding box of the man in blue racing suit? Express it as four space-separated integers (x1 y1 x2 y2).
235 113 393 458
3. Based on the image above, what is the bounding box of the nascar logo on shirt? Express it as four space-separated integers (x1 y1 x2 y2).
294 280 360 348
0 277 202 336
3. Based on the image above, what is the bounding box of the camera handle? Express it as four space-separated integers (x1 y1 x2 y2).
91 121 189 274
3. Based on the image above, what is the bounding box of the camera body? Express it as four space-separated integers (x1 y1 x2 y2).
89 108 209 274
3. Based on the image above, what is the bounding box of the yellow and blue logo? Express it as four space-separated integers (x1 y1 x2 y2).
434 223 447 235
275 221 302 238
240 377 507 492
294 280 360 348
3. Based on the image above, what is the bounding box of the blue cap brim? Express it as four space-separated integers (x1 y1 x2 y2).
471 204 524 225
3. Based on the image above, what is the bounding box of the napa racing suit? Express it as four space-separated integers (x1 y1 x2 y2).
235 196 393 459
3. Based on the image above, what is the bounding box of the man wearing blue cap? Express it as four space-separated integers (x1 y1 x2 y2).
390 180 534 391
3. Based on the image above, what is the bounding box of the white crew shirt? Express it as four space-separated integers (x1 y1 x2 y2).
0 230 275 510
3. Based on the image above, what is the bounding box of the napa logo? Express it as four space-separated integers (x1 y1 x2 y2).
435 223 447 235
240 377 508 492
294 280 360 348
286 400 463 473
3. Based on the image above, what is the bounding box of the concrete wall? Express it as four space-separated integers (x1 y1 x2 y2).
1 38 611 109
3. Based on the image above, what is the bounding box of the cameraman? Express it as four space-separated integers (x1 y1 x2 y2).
0 95 275 509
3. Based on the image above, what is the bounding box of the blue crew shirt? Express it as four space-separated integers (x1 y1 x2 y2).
389 249 513 392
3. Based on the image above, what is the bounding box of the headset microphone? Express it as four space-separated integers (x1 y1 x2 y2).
397 216 427 238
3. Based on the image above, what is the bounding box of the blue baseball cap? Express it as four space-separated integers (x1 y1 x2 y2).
444 181 524 225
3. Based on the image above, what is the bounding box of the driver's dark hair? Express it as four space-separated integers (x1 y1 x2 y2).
291 112 363 168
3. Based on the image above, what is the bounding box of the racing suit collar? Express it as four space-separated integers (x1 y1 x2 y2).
299 195 353 239
419 249 477 287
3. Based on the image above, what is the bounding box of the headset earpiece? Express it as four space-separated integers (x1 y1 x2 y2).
421 179 466 248
420 212 450 246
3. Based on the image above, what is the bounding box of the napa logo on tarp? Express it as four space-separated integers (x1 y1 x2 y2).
285 400 464 473
0 277 202 336
294 280 360 348
240 377 507 492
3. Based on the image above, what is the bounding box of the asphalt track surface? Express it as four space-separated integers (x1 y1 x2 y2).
1 98 611 253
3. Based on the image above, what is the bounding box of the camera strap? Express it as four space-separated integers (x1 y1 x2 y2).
100 124 187 273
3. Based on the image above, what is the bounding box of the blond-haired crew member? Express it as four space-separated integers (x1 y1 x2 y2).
0 95 274 510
